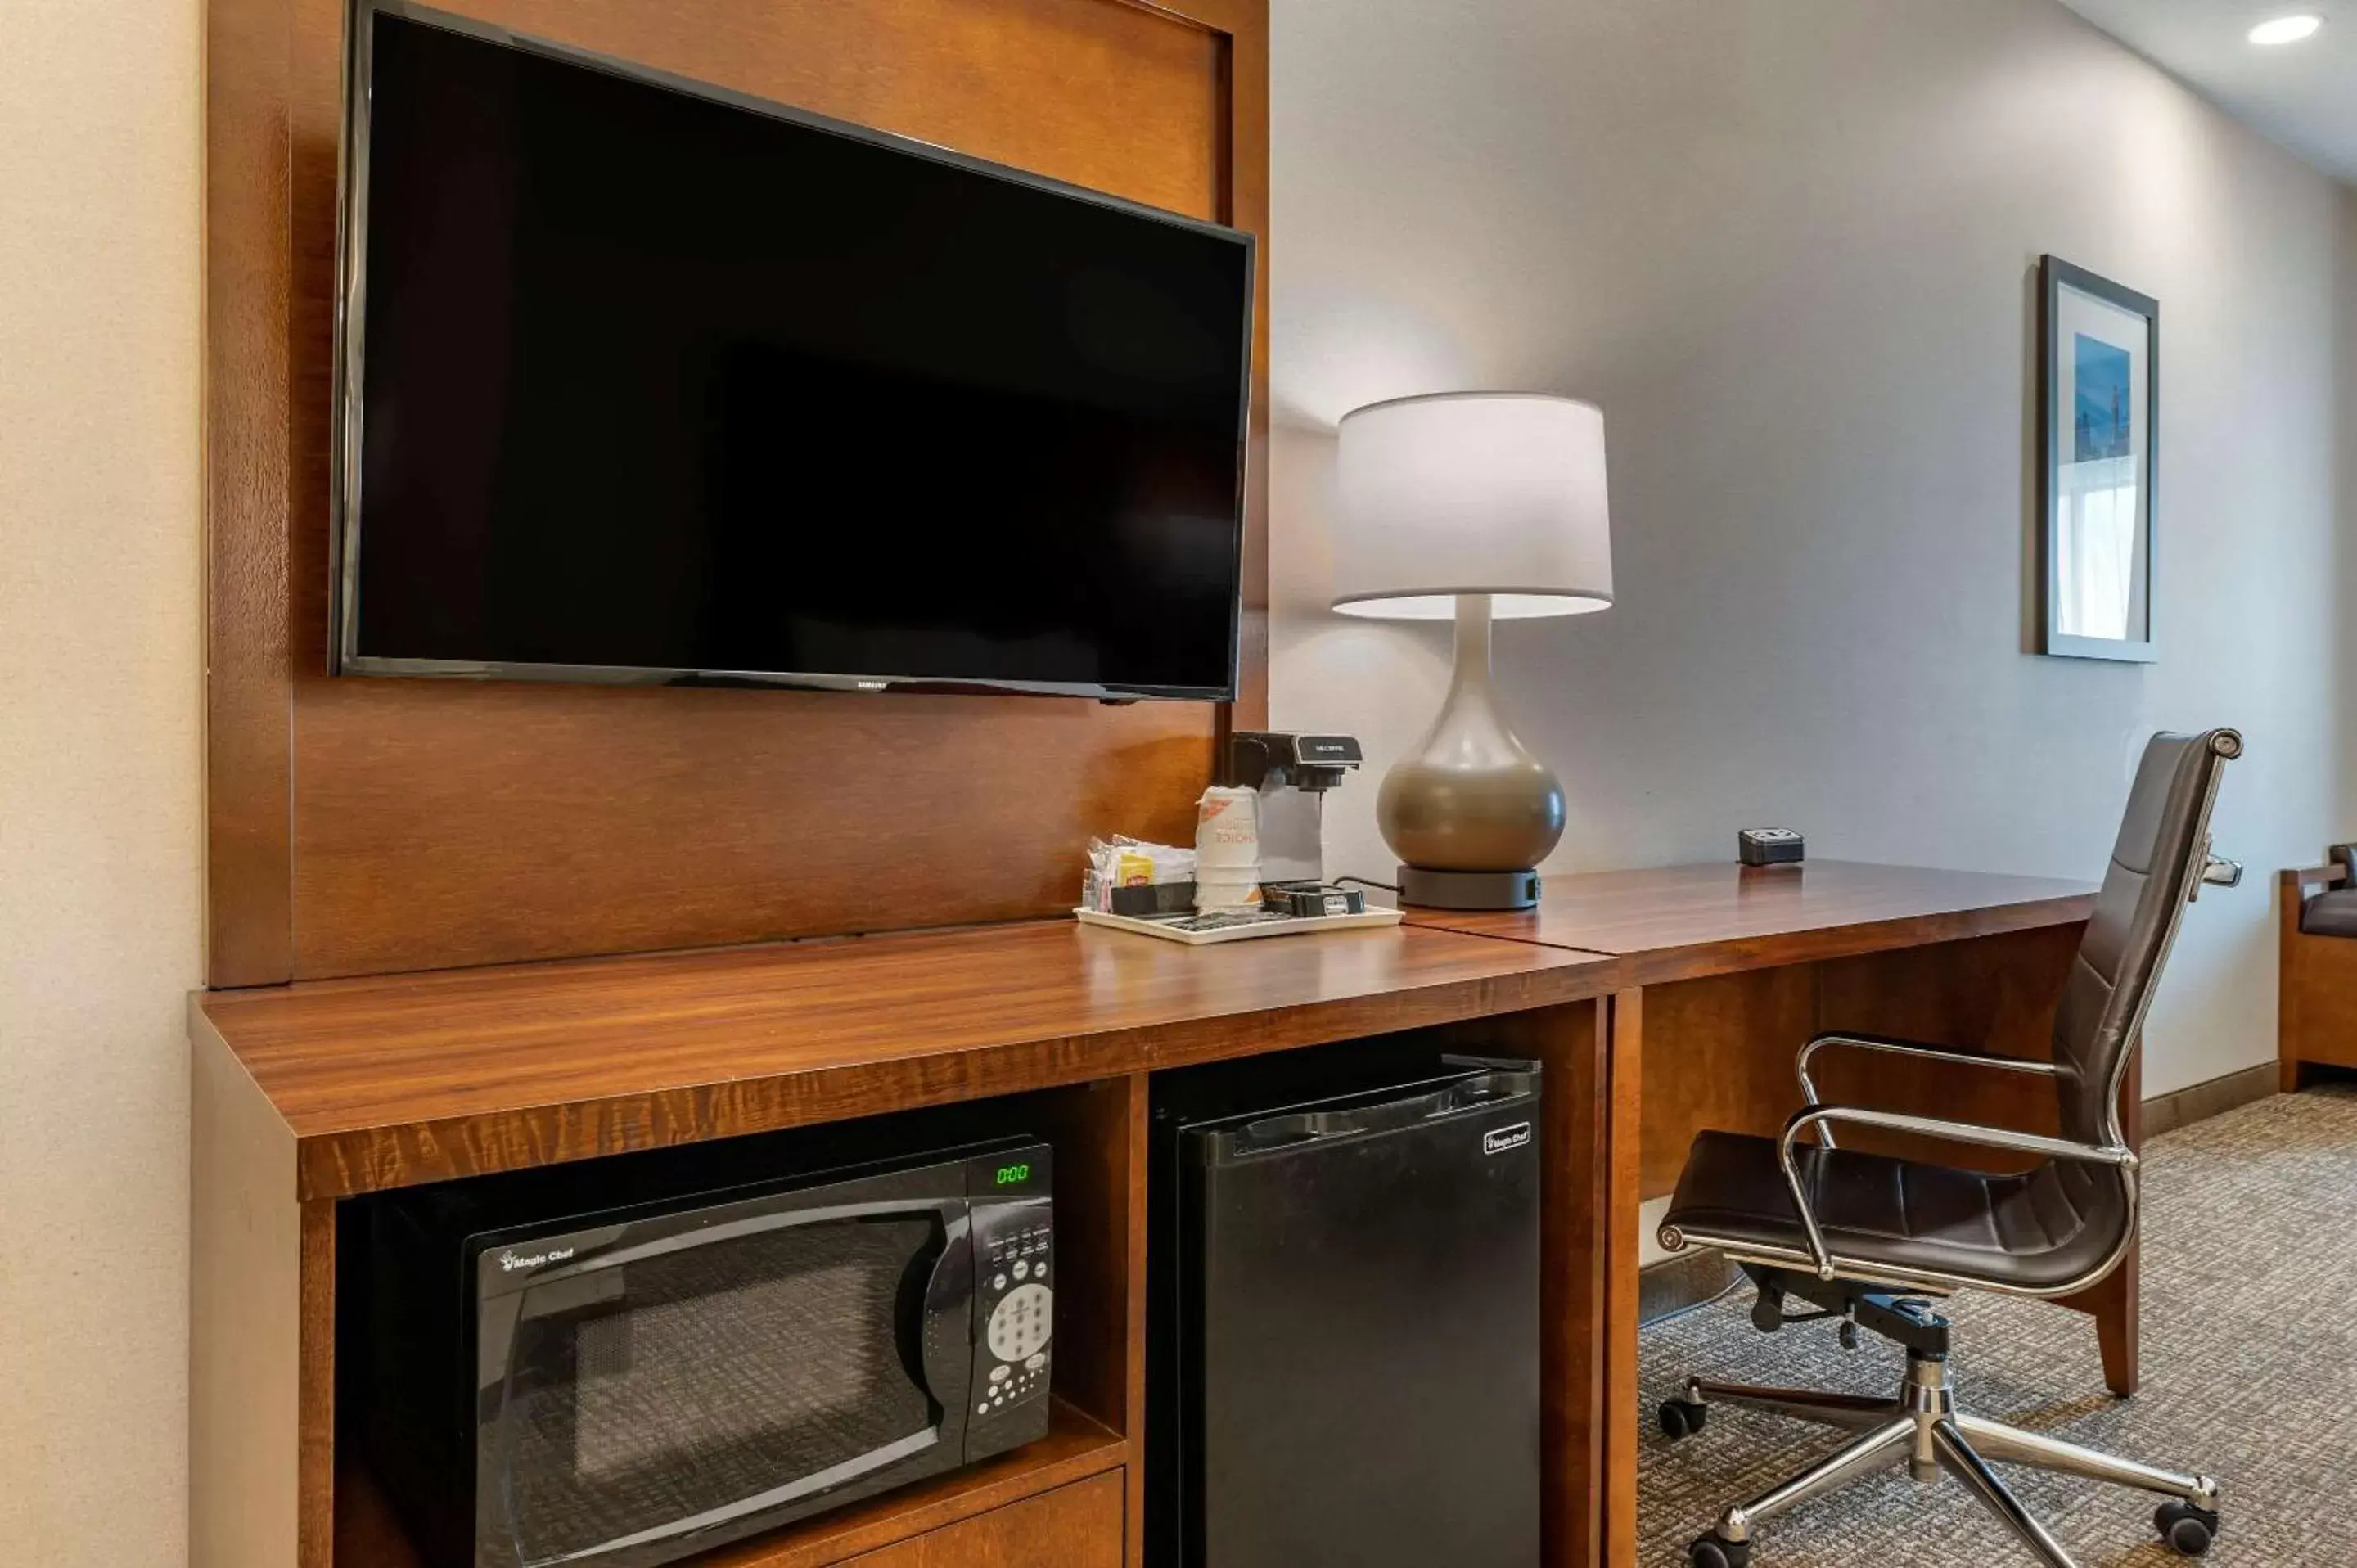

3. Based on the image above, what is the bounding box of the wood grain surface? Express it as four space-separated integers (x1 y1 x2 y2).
1220 0 1271 731
299 1203 336 1568
334 1403 1125 1568
198 920 1614 1198
190 1010 306 1568
1023 1079 1146 1444
1634 923 2087 1196
204 0 296 986
1602 993 1643 1568
2063 1039 2142 1397
2280 865 2357 1087
1405 860 2096 985
827 1470 1124 1568
208 0 1273 981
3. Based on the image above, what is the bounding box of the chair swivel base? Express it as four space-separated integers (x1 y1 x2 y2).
1659 1344 2221 1568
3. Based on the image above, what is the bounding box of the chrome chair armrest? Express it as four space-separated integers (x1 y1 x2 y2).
1776 1104 2136 1281
1796 1034 2062 1147
2194 836 2242 900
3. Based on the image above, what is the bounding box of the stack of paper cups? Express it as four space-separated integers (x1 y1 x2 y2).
1192 786 1264 912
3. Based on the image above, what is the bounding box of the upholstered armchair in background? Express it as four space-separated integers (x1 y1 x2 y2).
2281 844 2357 1089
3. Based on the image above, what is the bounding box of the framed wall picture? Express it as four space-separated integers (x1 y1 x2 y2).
2039 255 2159 662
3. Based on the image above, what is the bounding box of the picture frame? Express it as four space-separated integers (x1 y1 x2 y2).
2039 255 2159 663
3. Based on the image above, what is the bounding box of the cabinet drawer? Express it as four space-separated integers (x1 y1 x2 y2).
841 1471 1124 1568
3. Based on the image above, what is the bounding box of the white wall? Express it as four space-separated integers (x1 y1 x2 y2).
2342 194 2357 803
1269 0 2357 1096
0 0 202 1562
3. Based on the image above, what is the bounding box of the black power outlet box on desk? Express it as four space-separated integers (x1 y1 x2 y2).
1738 827 1805 866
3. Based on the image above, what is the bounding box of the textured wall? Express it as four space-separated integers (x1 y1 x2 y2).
1269 0 2357 1096
0 0 203 1561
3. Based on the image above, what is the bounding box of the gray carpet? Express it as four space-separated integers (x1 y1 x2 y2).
1639 1085 2357 1566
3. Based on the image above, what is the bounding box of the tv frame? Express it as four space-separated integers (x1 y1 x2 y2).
330 0 1256 702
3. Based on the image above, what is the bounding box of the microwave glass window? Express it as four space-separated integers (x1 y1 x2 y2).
494 1216 943 1563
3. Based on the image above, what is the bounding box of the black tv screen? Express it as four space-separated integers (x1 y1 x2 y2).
334 2 1254 699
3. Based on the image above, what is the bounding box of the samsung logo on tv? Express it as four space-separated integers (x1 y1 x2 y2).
497 1246 575 1273
1482 1122 1533 1156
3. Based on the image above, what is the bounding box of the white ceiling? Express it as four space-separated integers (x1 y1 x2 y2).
2057 0 2357 182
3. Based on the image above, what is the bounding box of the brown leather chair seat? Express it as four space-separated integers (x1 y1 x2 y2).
1665 1129 2126 1294
2301 887 2357 937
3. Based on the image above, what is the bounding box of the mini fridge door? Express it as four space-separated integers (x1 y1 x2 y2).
1178 1065 1543 1568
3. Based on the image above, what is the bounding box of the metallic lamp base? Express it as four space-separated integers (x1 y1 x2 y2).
1399 866 1542 911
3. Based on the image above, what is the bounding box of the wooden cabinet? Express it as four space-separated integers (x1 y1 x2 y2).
841 1474 1124 1568
193 860 2096 1568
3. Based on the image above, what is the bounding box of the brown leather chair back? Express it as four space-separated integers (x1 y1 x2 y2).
2051 730 2241 1147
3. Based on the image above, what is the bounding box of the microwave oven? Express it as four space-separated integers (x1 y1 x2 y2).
355 1137 1054 1568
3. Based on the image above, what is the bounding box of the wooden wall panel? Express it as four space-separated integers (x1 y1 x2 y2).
287 687 1217 977
1220 0 1272 730
208 0 1270 981
205 0 298 986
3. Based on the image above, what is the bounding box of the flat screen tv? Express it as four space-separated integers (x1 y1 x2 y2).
332 0 1255 700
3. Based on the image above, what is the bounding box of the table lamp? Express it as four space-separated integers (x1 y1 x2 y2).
1332 393 1613 910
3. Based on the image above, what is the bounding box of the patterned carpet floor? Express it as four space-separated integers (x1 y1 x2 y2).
1638 1084 2357 1566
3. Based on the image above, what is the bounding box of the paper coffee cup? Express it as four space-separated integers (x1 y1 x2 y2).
1195 786 1261 870
1192 872 1264 912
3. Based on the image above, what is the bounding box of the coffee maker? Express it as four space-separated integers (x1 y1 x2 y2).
1225 732 1363 887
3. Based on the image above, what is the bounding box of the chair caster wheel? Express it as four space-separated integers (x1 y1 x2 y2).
1688 1534 1750 1568
2156 1501 2218 1556
1658 1399 1708 1440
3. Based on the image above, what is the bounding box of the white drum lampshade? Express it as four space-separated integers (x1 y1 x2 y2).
1332 394 1613 620
1329 393 1614 910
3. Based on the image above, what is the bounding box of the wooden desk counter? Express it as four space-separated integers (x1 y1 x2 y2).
192 917 1619 1568
1408 859 2096 982
196 917 1617 1201
192 870 2105 1568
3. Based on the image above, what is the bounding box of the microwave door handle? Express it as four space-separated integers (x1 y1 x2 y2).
533 1430 946 1567
917 1214 975 1408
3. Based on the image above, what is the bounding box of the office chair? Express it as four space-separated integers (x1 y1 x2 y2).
1655 730 2242 1568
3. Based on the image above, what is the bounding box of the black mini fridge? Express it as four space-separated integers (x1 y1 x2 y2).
1147 1044 1543 1568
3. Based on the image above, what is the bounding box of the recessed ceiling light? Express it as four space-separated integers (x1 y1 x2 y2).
2248 13 2323 45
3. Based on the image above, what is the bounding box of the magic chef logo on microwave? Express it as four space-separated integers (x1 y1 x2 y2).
497 1246 575 1273
1482 1122 1533 1156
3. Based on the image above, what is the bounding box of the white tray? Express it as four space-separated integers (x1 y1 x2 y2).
1073 904 1404 945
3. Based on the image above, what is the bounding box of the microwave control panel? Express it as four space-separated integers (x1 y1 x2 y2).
967 1189 1053 1449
